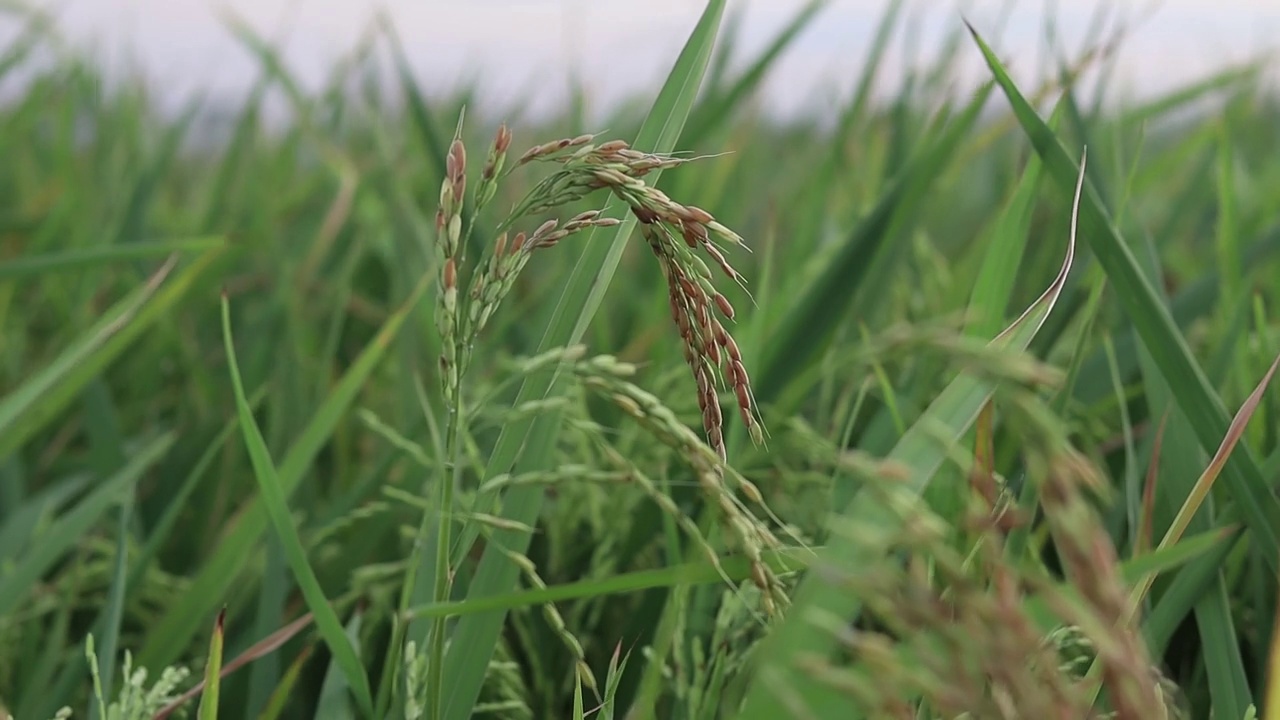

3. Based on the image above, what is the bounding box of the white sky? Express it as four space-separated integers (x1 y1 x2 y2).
12 0 1280 121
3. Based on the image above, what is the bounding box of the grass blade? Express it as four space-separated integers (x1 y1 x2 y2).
154 613 316 720
1153 354 1279 571
0 236 225 280
221 293 374 716
1266 584 1280 720
197 608 226 720
138 273 430 671
681 0 829 146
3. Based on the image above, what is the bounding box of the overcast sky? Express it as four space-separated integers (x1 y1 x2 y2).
15 0 1280 121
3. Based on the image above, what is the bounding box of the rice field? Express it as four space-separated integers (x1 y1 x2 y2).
2 1 1279 718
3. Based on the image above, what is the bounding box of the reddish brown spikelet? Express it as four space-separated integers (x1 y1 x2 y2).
482 126 511 181
446 140 463 179
674 314 691 342
708 426 724 450
695 365 713 396
517 143 546 165
693 295 712 327
722 328 743 363
533 218 558 241
443 258 457 290
511 231 527 253
447 139 467 198
712 292 735 320
683 205 715 224
631 205 660 224
680 220 711 248
494 232 508 259
681 225 700 248
701 242 738 280
735 388 753 422
677 275 699 299
703 400 722 430
597 139 629 154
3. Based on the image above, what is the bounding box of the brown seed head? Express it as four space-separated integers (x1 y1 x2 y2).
495 124 512 153
494 232 508 259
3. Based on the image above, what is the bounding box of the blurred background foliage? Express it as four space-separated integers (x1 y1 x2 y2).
1 0 1279 718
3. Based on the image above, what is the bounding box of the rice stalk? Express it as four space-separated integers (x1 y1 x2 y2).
409 118 769 712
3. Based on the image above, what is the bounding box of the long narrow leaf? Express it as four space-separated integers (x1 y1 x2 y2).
138 273 430 670
221 294 374 716
196 609 226 720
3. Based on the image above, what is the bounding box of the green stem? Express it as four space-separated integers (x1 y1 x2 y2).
427 382 464 720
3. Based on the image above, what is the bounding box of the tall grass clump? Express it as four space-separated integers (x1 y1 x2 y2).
1 0 1280 718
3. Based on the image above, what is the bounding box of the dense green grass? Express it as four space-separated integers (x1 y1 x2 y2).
3 1 1280 718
